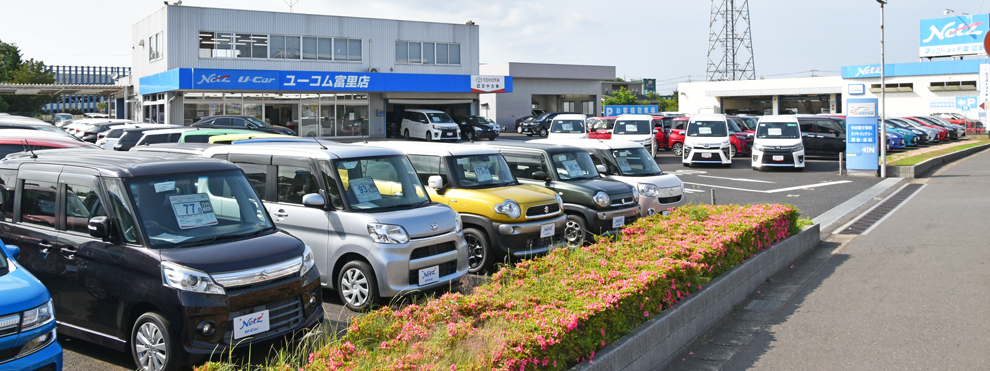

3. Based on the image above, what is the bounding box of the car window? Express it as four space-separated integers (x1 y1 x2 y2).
332 156 429 211
816 120 840 134
104 179 138 244
550 120 585 133
20 180 57 228
756 122 801 139
673 120 687 130
237 163 268 199
230 118 248 128
687 121 728 137
798 120 815 134
276 165 319 204
549 151 599 180
183 134 211 143
447 154 514 188
215 118 232 126
726 119 744 133
106 129 124 139
64 183 106 234
140 134 167 145
613 120 651 135
407 155 441 176
0 169 16 220
501 154 546 180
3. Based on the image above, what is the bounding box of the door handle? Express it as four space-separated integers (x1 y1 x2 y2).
60 247 76 260
38 241 52 254
273 209 289 218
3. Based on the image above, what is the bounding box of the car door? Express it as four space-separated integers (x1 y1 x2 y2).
815 119 844 155
266 156 333 284
54 170 123 337
5 165 62 308
798 119 821 155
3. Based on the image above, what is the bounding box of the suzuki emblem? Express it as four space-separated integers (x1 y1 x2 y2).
430 222 438 230
544 206 550 214
260 269 270 279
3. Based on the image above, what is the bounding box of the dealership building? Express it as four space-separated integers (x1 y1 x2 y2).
479 63 613 126
133 5 511 137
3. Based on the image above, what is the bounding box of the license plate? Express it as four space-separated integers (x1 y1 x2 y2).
540 223 555 238
446 132 453 136
418 265 440 286
233 310 269 339
772 155 784 161
702 153 712 158
612 215 625 228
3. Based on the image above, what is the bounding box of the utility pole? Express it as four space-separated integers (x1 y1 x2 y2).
879 0 887 178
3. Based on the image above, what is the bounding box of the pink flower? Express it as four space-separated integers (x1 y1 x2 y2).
644 311 649 316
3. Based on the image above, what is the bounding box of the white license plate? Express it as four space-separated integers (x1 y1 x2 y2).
540 223 555 238
446 132 454 136
612 215 625 228
233 310 269 339
702 153 712 158
418 265 440 286
772 155 784 161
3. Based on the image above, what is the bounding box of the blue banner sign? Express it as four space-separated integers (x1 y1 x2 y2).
841 59 989 79
920 14 990 57
603 105 659 116
845 98 879 171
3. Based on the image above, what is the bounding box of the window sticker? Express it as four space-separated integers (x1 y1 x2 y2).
471 161 493 183
154 181 176 193
152 233 193 244
349 177 382 203
561 123 573 131
787 123 797 126
625 124 637 132
768 128 782 136
431 117 441 122
699 127 712 135
562 160 584 177
616 157 632 172
341 161 358 170
456 157 469 165
556 155 566 161
169 193 218 229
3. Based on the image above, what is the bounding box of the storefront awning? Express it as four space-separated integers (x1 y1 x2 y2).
387 99 474 105
0 83 123 96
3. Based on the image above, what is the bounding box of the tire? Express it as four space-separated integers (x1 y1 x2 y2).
752 167 760 171
488 137 496 141
516 125 524 134
564 214 588 248
672 142 684 156
539 128 548 137
426 132 434 142
337 260 379 312
403 129 410 141
131 312 179 371
682 162 690 167
729 144 737 158
463 228 493 274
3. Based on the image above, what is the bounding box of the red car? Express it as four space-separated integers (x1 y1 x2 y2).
727 117 754 157
902 117 948 141
667 117 690 156
0 136 100 158
588 115 667 147
933 112 985 134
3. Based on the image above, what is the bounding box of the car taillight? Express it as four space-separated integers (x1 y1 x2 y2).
98 133 106 139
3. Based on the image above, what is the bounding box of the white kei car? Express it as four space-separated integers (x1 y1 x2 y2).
399 109 461 142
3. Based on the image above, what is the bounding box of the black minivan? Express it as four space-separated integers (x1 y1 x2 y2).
0 150 323 371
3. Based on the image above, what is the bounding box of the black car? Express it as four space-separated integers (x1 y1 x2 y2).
517 112 582 137
797 117 846 157
452 115 499 141
192 115 296 136
113 126 178 151
0 149 323 370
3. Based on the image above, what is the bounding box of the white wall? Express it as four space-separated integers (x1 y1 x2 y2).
841 74 981 120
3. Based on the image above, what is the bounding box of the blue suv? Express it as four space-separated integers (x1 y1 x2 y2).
0 240 62 370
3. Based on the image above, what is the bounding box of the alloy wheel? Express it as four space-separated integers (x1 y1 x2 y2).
341 268 369 307
135 322 167 371
465 233 485 270
672 143 683 156
564 220 584 247
729 144 737 158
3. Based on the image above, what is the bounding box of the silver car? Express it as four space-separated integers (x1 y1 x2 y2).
202 143 469 311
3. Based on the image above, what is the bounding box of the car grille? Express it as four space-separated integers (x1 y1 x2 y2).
761 150 795 165
407 261 458 287
526 231 564 250
0 313 19 338
610 197 635 207
441 130 458 138
224 296 304 345
657 195 682 204
410 241 457 260
525 203 560 217
691 152 722 162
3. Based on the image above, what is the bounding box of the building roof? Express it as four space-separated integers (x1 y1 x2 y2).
480 62 615 80
1 148 239 177
0 83 123 96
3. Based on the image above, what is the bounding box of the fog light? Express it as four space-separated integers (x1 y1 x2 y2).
597 212 607 220
661 210 672 216
309 292 319 307
198 321 216 336
647 208 656 216
17 329 54 358
798 155 804 163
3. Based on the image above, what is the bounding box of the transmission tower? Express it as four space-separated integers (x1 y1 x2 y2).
707 0 756 81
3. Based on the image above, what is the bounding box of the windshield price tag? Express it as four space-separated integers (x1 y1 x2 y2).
471 161 493 183
561 123 573 131
169 193 218 229
699 127 712 135
768 128 782 136
625 124 638 132
154 181 176 193
616 157 632 172
612 215 625 228
350 177 383 203
561 160 584 178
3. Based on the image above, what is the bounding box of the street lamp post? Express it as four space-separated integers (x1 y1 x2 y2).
878 0 887 178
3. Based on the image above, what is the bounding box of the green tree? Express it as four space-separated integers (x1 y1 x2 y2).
3 59 57 114
602 87 641 105
0 39 21 83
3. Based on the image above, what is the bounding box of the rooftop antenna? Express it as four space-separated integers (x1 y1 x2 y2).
311 136 329 150
22 140 37 158
283 0 300 12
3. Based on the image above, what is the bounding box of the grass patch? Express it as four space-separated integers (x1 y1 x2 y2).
887 139 990 166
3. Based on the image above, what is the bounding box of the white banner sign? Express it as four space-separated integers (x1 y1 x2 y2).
470 75 505 93
979 64 990 111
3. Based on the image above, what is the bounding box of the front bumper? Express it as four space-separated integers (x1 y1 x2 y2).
638 188 686 217
752 149 805 168
432 129 460 141
1 322 62 371
490 213 567 257
375 230 468 298
588 205 640 235
683 147 732 164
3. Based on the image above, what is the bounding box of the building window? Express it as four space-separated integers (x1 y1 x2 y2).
583 101 595 116
285 36 301 59
302 37 317 60
200 31 359 62
318 38 333 60
270 35 286 58
149 32 163 62
396 41 460 65
563 102 575 112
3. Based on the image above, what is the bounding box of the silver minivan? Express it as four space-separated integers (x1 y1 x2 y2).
202 143 469 311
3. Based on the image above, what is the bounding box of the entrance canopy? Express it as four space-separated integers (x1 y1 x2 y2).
0 83 123 96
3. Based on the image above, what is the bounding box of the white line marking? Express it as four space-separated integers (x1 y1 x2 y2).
683 180 854 194
860 184 926 236
697 175 775 184
683 189 707 194
683 182 767 193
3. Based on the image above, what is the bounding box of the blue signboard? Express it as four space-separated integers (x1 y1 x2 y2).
841 58 990 79
845 98 879 171
955 96 979 111
848 84 865 95
603 105 659 116
920 14 990 57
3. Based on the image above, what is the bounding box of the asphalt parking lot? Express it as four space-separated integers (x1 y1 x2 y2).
63 133 884 371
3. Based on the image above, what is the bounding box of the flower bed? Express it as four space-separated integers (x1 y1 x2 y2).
198 204 800 371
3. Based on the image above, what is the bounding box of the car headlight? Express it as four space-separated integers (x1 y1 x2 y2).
300 244 316 277
454 212 463 233
555 193 563 208
19 299 54 331
367 223 410 244
494 200 521 219
433 125 440 130
746 133 754 138
593 191 610 208
721 142 730 148
912 129 924 134
474 127 483 132
753 144 764 152
791 145 804 153
161 261 225 294
638 183 661 197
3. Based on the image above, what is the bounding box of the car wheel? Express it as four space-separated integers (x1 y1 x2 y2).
729 144 737 158
488 137 496 141
131 312 178 371
464 228 493 273
403 129 410 141
516 125 524 134
539 128 549 137
682 162 690 167
752 167 760 171
338 260 379 312
426 132 434 142
672 143 683 156
564 214 588 248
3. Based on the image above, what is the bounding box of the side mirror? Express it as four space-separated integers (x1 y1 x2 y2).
653 129 659 134
428 175 445 189
596 164 608 173
88 216 110 239
302 193 325 207
801 132 809 137
4 244 19 261
532 171 549 181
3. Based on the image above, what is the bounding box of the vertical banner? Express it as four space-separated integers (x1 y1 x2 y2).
979 63 990 115
845 98 879 171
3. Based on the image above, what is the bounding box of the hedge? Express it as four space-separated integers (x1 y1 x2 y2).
198 204 800 371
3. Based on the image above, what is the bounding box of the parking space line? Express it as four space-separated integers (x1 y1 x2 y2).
697 175 775 183
683 180 853 194
683 182 767 193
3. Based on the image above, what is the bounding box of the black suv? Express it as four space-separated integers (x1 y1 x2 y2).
517 112 582 137
797 117 846 156
452 115 500 141
0 150 323 370
193 115 296 136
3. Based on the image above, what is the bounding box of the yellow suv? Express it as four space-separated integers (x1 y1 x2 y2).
379 141 566 273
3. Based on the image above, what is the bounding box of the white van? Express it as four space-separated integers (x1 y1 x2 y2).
752 115 805 171
546 114 589 140
682 114 732 166
611 114 658 157
399 109 461 142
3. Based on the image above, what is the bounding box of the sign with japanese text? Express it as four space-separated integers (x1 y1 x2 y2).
604 105 659 116
845 98 879 171
920 14 990 57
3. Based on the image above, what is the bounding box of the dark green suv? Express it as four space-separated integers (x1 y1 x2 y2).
486 142 640 247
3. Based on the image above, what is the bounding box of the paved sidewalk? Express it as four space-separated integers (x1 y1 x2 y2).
666 148 990 370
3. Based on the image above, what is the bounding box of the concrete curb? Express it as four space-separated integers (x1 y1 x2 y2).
574 224 821 371
885 143 990 178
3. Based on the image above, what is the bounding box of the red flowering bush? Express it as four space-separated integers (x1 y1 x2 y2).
197 204 799 371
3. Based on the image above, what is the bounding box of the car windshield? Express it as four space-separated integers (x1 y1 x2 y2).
757 122 801 139
613 120 651 135
426 113 455 124
727 119 744 133
550 120 585 133
550 151 599 180
610 147 662 176
687 121 728 137
245 117 270 127
448 154 516 188
126 170 274 248
830 118 846 129
738 117 758 131
331 155 430 211
106 129 124 139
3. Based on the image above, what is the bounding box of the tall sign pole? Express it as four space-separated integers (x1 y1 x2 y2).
878 0 887 177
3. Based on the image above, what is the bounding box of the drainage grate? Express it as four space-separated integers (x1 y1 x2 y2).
839 184 923 235
745 300 782 312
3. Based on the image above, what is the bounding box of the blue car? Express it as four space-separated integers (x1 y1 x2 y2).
0 241 62 371
885 121 918 146
885 130 905 150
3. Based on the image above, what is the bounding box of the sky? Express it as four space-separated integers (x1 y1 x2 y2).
0 0 987 93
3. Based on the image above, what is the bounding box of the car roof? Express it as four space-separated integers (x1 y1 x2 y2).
0 137 93 147
479 141 587 154
182 128 257 136
129 143 220 155
527 138 642 150
551 114 587 121
353 141 499 157
758 115 799 123
142 127 197 135
690 114 726 121
615 114 653 120
1 148 239 177
204 142 404 160
209 133 289 143
405 109 446 114
199 115 259 119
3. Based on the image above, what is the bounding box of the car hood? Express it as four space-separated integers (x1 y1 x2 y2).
159 231 304 274
0 262 51 312
373 203 458 239
610 173 683 189
548 133 588 139
562 178 633 197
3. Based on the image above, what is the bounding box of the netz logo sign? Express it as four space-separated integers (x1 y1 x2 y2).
855 66 882 77
848 103 877 117
922 21 985 44
198 73 275 84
